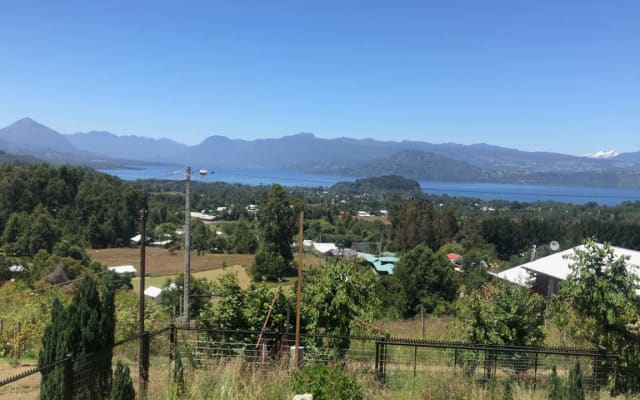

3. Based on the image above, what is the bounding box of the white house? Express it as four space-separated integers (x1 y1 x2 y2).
511 244 640 297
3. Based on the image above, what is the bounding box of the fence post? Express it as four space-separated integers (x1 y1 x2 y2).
375 337 386 382
63 356 73 400
533 352 539 391
170 323 176 361
139 331 150 399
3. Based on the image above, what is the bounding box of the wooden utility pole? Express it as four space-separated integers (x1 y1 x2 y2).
294 211 304 369
183 166 191 324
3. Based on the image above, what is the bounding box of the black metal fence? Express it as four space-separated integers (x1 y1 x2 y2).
173 327 617 391
0 325 618 398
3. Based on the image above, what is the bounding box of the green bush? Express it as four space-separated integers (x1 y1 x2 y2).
292 364 363 400
111 361 135 400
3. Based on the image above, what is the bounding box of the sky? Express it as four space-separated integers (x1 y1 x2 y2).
0 1 638 155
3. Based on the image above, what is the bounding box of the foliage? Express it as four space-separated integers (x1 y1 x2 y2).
390 199 458 251
191 219 211 255
302 262 379 351
0 163 146 251
555 240 640 392
548 366 565 400
291 364 363 400
251 184 300 281
229 220 258 254
38 275 116 399
567 361 585 400
460 280 546 346
110 361 135 400
159 273 213 320
203 272 292 332
394 244 459 316
374 275 407 319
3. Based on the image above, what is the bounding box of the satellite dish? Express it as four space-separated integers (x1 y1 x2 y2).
550 241 560 251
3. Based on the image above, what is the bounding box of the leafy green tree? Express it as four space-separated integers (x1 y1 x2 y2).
160 273 213 320
460 280 546 346
394 244 459 316
555 240 640 392
231 221 258 254
252 244 290 281
303 262 379 351
191 219 211 255
252 184 299 280
202 272 292 332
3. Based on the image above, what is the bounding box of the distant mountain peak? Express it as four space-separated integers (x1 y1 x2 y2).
583 150 619 159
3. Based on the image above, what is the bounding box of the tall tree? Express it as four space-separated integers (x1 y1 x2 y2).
394 244 459 316
556 240 640 393
38 275 116 399
252 184 299 280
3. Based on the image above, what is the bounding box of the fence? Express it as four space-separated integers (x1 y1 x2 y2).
1 325 619 398
173 327 618 391
0 328 169 400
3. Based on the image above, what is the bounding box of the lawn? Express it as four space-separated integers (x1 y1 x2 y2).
130 264 251 292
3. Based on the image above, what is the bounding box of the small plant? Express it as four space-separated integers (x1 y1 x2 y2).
111 361 135 400
567 361 585 400
502 378 513 400
548 365 565 400
292 363 363 400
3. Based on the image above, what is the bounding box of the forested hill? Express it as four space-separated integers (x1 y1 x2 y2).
322 150 484 182
0 163 146 253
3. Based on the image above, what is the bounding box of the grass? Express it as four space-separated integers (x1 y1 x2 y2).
131 264 252 293
89 247 255 276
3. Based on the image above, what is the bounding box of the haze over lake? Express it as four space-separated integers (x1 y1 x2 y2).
100 164 640 206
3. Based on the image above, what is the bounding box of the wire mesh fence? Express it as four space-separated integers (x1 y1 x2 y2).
1 325 619 398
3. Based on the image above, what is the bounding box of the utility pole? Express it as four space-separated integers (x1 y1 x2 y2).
139 208 148 334
138 208 148 398
183 166 191 324
294 211 304 369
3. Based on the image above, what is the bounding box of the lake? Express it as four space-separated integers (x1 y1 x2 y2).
99 164 640 206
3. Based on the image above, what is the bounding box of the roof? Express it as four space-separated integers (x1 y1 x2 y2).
490 266 533 287
361 253 399 275
108 265 137 274
8 264 25 272
518 244 640 281
313 242 338 254
144 286 163 298
447 253 462 261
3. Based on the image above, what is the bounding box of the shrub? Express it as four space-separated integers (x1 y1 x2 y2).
110 361 135 400
292 364 363 400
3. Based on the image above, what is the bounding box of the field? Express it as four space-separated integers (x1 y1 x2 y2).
89 247 255 276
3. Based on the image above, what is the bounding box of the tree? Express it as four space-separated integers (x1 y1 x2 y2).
110 361 135 400
302 262 379 351
231 221 258 254
555 240 640 392
252 184 299 281
38 275 116 399
191 219 211 255
394 244 459 316
460 280 546 347
159 273 213 320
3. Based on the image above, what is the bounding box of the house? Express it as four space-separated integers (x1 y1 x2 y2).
490 266 534 287
190 211 216 221
511 244 640 297
144 286 163 303
108 265 137 277
361 253 399 275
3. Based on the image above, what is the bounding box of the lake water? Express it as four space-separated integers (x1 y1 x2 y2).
99 164 640 206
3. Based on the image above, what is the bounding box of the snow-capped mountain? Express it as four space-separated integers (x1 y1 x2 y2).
583 150 619 159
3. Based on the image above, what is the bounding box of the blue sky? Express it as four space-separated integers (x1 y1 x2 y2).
0 1 638 155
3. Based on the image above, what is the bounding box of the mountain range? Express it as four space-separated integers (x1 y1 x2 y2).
2 117 640 188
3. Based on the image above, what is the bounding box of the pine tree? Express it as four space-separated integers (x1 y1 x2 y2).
38 275 117 400
110 361 135 400
567 362 585 400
